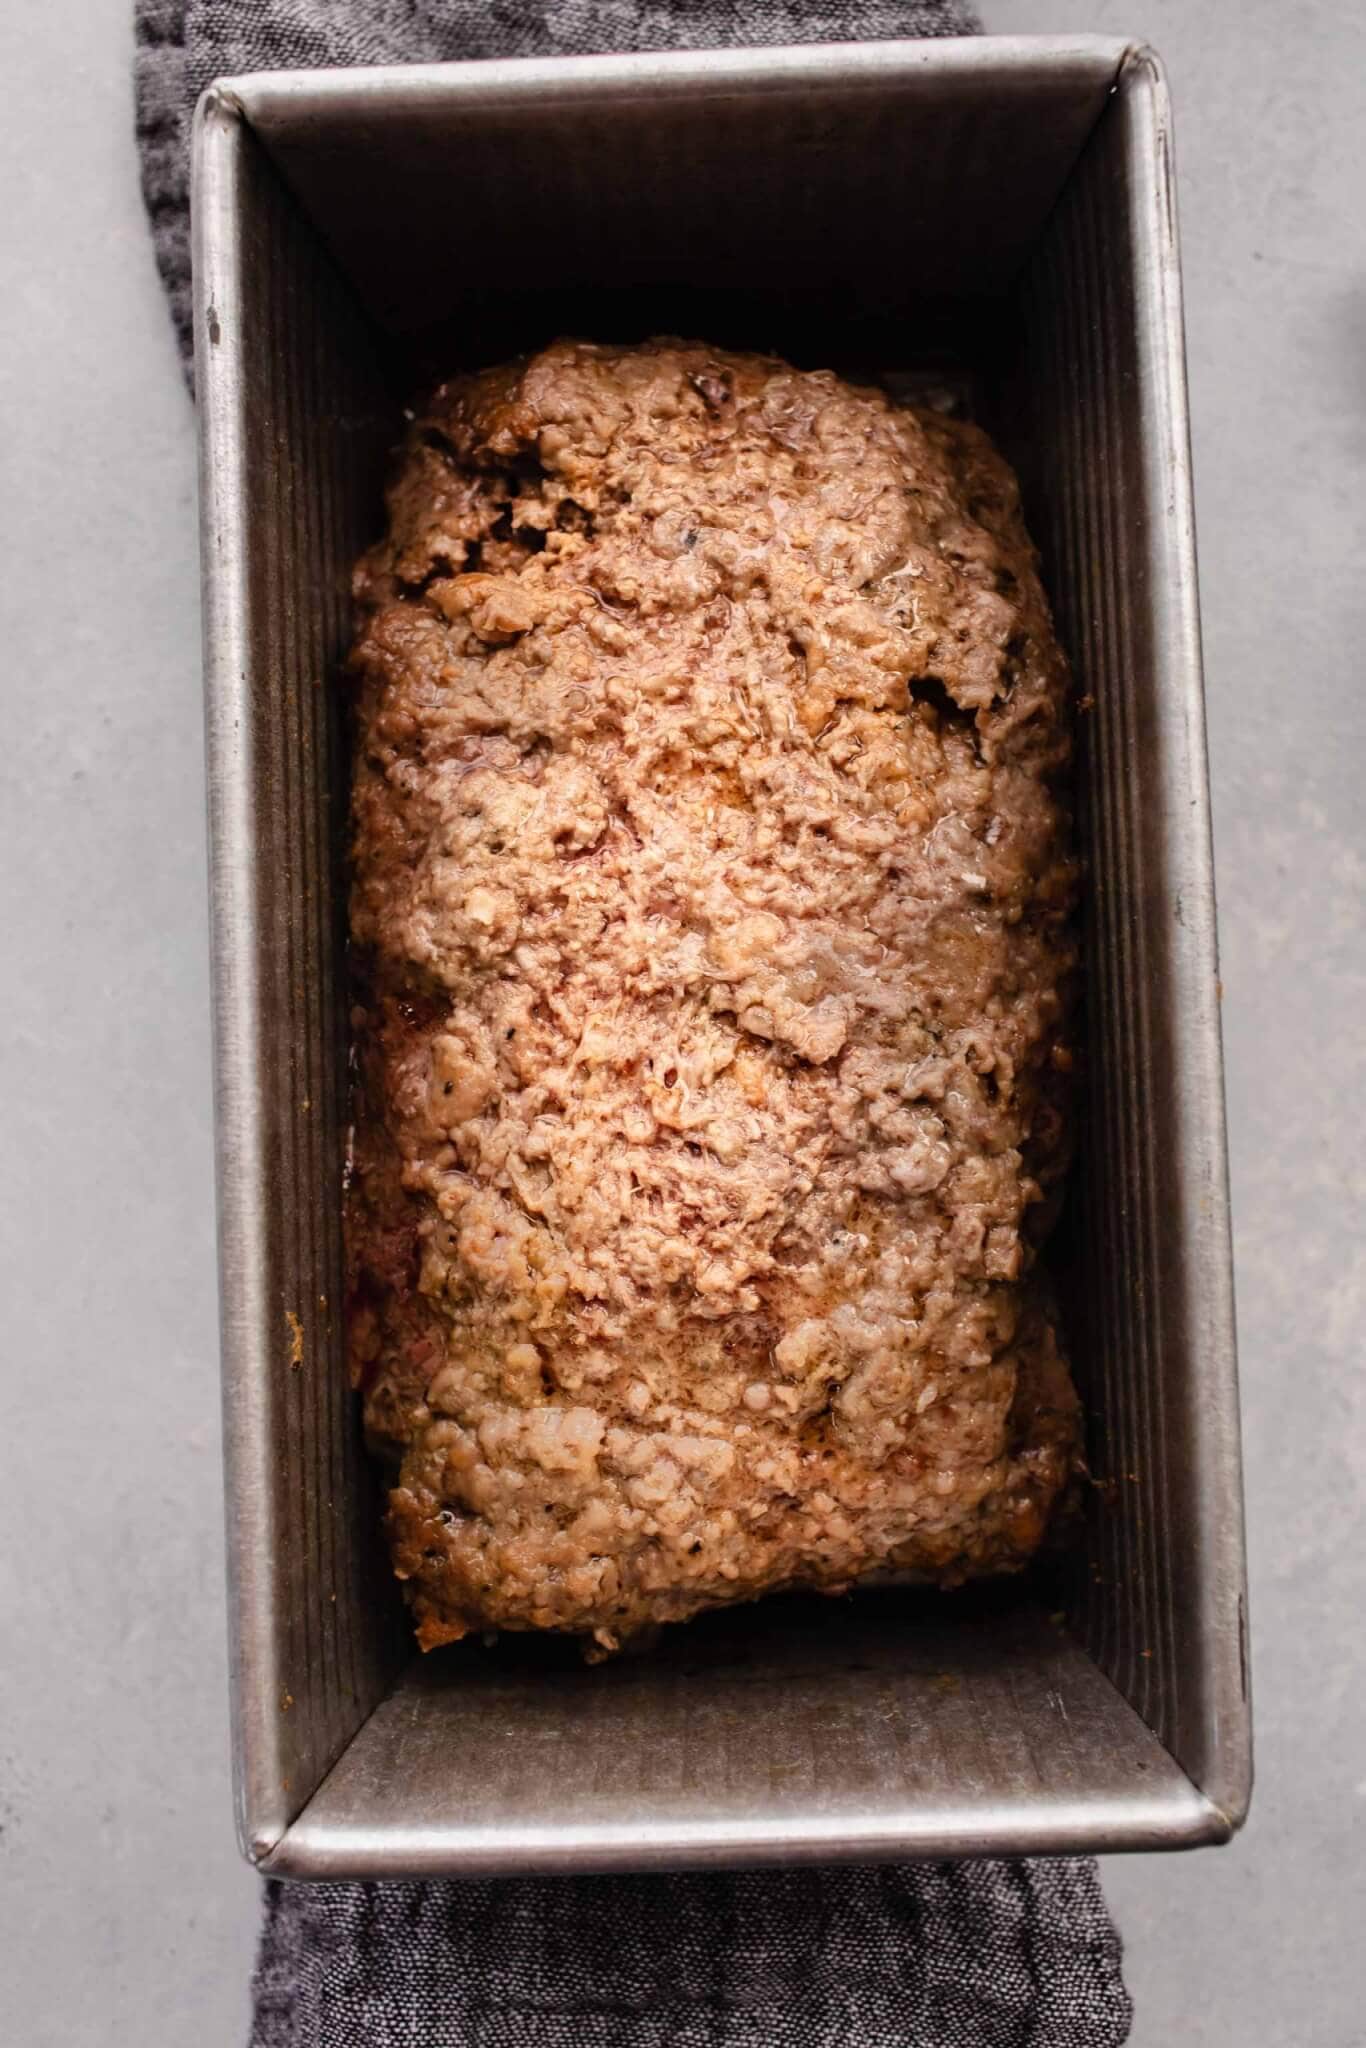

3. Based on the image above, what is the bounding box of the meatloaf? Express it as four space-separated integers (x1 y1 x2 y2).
345 339 1080 1654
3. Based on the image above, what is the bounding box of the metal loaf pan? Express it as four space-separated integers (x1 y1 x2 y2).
192 36 1250 1877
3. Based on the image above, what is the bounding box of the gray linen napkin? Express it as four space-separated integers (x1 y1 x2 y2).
135 5 1132 2043
252 1861 1130 2047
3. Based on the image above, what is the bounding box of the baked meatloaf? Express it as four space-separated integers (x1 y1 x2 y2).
345 339 1080 1654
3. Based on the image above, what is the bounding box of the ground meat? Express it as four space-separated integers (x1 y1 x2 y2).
344 339 1081 1655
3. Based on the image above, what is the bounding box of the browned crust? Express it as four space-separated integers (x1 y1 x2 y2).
344 340 1081 1654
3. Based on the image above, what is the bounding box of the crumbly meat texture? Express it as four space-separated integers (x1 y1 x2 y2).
345 339 1081 1654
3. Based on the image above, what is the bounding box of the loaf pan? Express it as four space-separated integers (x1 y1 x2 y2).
192 35 1250 1877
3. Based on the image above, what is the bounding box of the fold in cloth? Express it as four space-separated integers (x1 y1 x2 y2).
135 4 1131 2043
252 1862 1131 2048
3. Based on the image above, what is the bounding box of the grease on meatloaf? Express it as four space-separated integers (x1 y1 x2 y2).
345 339 1081 1653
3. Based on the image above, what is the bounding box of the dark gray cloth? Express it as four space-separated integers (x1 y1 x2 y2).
135 5 1131 2044
252 1863 1131 2047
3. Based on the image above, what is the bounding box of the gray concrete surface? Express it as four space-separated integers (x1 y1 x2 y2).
0 6 260 2045
0 2 1361 2043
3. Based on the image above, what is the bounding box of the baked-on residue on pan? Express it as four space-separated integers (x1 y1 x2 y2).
344 340 1080 1654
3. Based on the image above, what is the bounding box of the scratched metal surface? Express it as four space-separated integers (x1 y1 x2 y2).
191 36 1248 1875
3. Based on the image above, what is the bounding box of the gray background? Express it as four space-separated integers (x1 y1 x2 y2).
0 0 1361 2041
